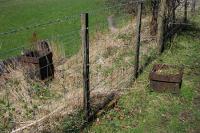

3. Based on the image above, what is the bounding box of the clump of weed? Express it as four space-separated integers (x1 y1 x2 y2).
60 110 85 133
31 83 54 100
117 33 132 45
0 99 15 133
156 67 180 75
103 46 119 59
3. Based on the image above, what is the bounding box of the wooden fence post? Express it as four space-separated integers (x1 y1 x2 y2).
184 0 188 22
81 13 90 122
157 0 167 54
134 1 143 79
191 0 196 15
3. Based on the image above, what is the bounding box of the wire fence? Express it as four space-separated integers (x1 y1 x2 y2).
0 0 199 132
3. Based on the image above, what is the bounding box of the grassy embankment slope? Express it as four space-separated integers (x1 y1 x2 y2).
85 11 200 133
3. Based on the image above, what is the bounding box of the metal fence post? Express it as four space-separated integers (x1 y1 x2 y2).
134 1 143 79
157 0 167 54
81 13 90 122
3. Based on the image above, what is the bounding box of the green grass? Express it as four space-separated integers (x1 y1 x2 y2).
0 0 133 60
84 11 200 133
0 0 110 59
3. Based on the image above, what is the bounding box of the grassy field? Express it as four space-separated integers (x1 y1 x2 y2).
0 0 111 59
84 12 200 133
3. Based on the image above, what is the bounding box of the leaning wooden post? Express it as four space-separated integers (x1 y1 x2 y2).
81 13 90 122
157 0 167 54
184 0 188 22
133 1 143 79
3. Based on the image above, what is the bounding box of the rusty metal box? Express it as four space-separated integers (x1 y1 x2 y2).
149 64 184 93
21 51 54 80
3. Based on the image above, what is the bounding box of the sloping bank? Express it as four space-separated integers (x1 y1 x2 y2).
84 12 200 133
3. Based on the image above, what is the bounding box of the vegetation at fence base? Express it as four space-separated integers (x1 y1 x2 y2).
54 109 85 133
85 13 200 133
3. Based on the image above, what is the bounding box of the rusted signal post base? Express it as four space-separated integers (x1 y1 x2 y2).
21 41 54 80
149 64 184 94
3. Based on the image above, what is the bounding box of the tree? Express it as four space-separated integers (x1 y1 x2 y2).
150 0 160 35
150 0 181 35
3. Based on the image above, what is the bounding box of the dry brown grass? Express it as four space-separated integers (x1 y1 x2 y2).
0 16 157 132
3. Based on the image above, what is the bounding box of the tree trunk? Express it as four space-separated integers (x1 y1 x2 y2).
167 0 176 29
150 0 159 36
157 0 167 54
191 0 196 15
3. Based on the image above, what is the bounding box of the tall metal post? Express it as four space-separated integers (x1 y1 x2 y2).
134 2 143 79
